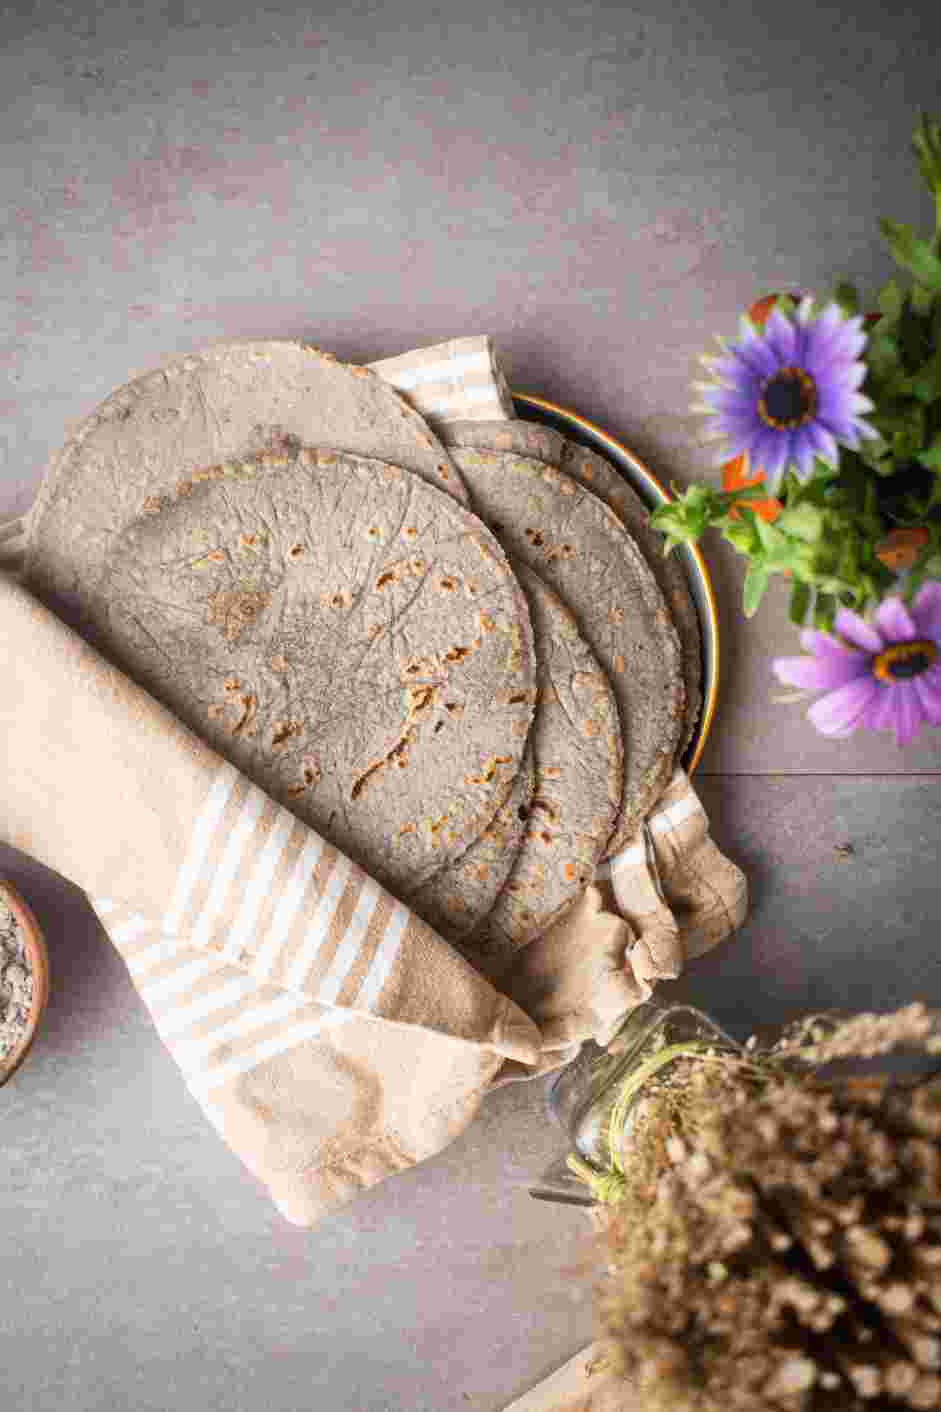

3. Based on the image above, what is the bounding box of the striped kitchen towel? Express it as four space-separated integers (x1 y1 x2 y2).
0 572 541 1225
370 334 515 425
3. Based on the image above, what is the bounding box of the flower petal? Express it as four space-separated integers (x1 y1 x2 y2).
804 421 840 467
868 682 900 733
700 386 761 415
911 582 941 642
853 417 881 442
731 335 778 380
709 355 760 386
913 674 941 726
807 678 879 736
764 308 797 362
874 597 918 643
808 304 843 344
892 681 925 745
762 429 791 481
833 607 883 654
799 629 867 663
772 653 868 691
791 428 817 481
796 295 815 325
710 419 754 458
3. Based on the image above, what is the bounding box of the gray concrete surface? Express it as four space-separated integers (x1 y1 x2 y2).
2 1 941 1408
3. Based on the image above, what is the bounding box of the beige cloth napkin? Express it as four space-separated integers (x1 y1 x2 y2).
0 574 541 1224
1 335 746 1223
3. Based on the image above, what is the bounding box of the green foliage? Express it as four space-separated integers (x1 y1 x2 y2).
651 462 896 626
663 112 941 626
912 111 941 200
878 219 941 290
832 280 860 316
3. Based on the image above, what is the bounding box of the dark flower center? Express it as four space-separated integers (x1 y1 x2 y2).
873 640 938 681
758 366 818 430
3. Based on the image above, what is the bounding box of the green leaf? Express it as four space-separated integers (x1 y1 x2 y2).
865 332 902 381
722 523 760 557
837 532 861 585
776 503 825 542
870 403 928 461
898 298 934 370
915 439 941 472
753 515 783 550
912 111 941 200
905 347 941 403
880 218 941 289
812 593 837 632
788 579 811 626
911 281 937 316
743 562 770 617
877 278 905 321
832 281 860 316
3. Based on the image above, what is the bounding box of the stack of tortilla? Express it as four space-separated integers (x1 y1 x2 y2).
24 339 700 970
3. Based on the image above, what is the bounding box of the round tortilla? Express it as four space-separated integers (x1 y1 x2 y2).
440 417 567 466
447 449 684 851
91 446 536 894
557 440 703 759
469 565 623 969
406 746 535 944
443 421 703 761
26 338 468 630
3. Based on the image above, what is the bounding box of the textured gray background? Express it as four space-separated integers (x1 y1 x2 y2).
2 2 941 1409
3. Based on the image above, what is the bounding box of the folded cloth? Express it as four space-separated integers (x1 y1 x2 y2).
2 335 746 1223
497 774 748 1065
0 513 26 579
369 334 515 425
0 574 541 1225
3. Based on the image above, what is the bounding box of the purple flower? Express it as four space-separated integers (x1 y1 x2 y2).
772 584 941 745
693 297 879 494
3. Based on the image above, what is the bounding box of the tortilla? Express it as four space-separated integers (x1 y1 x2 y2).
558 440 703 758
470 565 623 969
446 449 684 851
407 746 536 944
89 446 536 894
26 339 468 631
440 417 567 466
443 421 703 760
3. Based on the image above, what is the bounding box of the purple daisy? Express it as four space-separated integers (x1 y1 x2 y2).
772 583 941 745
693 296 879 494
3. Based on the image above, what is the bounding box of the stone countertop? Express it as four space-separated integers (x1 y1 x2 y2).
2 1 941 1408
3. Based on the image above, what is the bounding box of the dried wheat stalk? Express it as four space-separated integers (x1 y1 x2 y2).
596 1006 941 1411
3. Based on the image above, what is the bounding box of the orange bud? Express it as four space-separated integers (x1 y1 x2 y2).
876 527 930 571
747 290 804 328
721 451 782 523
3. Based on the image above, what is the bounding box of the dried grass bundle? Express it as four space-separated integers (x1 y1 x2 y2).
595 1005 941 1411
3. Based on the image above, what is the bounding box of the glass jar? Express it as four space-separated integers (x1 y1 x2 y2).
529 1001 742 1206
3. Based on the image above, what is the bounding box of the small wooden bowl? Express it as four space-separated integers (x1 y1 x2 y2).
0 880 50 1087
